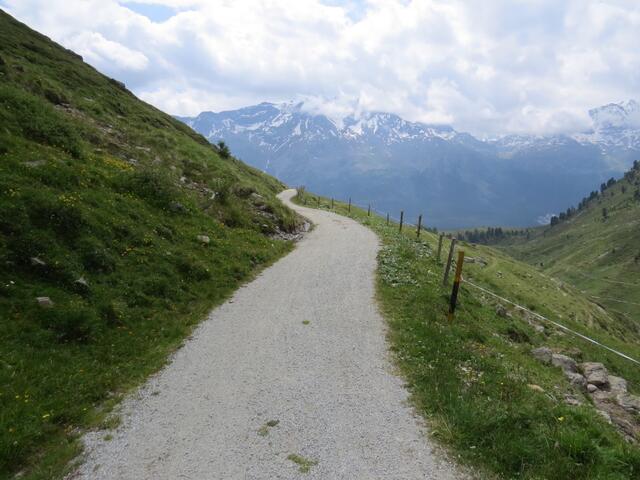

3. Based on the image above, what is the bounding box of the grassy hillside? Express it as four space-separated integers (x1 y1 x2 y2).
294 191 640 479
495 163 640 329
0 10 299 479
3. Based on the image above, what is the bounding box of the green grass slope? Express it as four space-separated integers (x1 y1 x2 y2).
0 10 299 479
496 163 640 329
295 190 640 479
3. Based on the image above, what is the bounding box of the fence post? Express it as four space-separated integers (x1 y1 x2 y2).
348 197 351 213
416 214 422 239
399 211 404 233
442 238 457 286
331 197 334 209
386 213 389 226
448 250 465 321
437 234 444 262
368 204 371 216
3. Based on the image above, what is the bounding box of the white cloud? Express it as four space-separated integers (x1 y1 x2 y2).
2 0 640 136
66 32 149 71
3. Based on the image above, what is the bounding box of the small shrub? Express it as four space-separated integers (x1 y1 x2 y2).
217 140 230 159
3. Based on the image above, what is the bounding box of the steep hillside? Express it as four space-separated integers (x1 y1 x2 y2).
179 101 640 228
0 10 299 479
497 162 640 327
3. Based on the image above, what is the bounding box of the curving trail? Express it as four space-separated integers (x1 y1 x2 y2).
70 189 463 480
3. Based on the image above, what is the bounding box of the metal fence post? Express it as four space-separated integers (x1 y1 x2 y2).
399 211 404 232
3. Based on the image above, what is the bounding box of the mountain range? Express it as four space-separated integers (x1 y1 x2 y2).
178 100 640 229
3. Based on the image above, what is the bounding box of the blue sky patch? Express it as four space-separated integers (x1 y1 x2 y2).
122 2 176 23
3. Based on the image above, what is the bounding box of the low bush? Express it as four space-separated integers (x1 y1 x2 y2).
116 169 179 210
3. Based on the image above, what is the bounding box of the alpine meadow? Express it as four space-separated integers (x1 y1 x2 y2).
2 2 640 480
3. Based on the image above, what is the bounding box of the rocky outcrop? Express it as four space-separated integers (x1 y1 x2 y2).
531 347 640 442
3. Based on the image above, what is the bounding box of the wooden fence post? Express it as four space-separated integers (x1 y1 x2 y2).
386 213 389 226
399 211 404 232
331 198 334 209
448 250 465 321
348 197 351 212
437 234 444 262
442 238 457 286
368 204 371 216
416 214 422 239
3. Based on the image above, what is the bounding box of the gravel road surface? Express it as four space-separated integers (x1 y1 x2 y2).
69 189 463 480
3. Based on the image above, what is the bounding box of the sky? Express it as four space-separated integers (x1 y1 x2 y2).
2 0 639 137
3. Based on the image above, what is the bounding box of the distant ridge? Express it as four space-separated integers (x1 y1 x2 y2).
179 100 640 229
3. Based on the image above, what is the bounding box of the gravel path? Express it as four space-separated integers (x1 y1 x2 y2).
69 189 464 480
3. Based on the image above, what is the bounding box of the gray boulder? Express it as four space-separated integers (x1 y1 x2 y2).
581 362 609 388
36 297 54 308
609 375 628 394
565 371 587 391
30 257 46 267
531 347 552 365
197 235 211 245
564 394 583 406
552 353 578 373
616 393 640 414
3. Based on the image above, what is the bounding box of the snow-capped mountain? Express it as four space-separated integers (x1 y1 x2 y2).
589 99 640 131
178 101 640 228
572 100 640 156
180 101 472 150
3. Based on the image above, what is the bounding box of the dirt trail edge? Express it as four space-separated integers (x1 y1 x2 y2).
69 189 465 480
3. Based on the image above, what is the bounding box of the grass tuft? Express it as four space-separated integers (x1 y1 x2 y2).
286 453 317 473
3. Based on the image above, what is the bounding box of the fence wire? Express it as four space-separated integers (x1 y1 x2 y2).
462 278 640 366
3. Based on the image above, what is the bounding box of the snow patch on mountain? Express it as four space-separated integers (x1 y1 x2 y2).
181 99 640 158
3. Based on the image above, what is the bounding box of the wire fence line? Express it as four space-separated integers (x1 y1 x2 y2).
576 270 640 287
461 278 640 367
588 295 640 307
301 190 640 368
